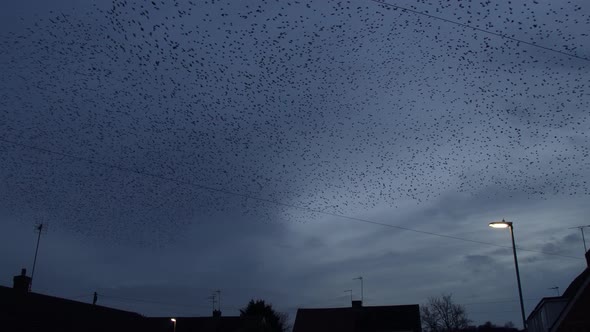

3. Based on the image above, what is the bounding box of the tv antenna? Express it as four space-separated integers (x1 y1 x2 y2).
31 223 48 288
344 289 353 303
353 276 363 302
569 225 590 253
549 286 559 296
206 294 217 312
215 290 221 312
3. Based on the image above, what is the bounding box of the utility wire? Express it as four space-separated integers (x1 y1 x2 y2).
96 293 541 315
100 294 212 309
369 0 590 62
0 137 582 260
462 298 540 306
67 293 94 300
469 310 522 315
100 294 244 311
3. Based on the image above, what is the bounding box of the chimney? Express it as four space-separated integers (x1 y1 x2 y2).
352 300 363 308
213 309 222 317
585 249 590 268
13 268 31 293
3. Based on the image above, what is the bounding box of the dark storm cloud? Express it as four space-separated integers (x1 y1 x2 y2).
464 255 496 272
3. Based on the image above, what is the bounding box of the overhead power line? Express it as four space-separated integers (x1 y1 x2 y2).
92 292 542 315
100 294 212 309
369 0 590 62
0 137 582 260
462 297 540 306
469 310 522 315
100 293 244 311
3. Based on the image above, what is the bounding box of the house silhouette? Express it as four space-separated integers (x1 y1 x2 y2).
293 300 422 332
0 284 147 332
0 269 250 332
527 250 590 332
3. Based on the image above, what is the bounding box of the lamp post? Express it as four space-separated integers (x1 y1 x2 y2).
171 318 176 332
489 220 526 330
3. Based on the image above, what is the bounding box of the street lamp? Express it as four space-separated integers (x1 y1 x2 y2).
171 318 176 332
489 220 526 330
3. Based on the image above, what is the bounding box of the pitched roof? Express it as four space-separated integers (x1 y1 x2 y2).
527 250 590 332
550 267 590 332
0 285 146 332
561 268 590 299
0 285 249 332
292 304 422 332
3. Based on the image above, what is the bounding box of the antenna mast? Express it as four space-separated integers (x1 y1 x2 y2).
353 276 363 302
215 290 221 312
207 294 217 312
569 225 590 253
31 223 47 289
344 289 353 303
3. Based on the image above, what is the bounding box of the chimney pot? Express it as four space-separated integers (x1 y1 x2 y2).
13 268 31 293
352 300 363 308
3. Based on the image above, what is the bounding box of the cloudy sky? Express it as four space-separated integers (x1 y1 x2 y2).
1 0 589 328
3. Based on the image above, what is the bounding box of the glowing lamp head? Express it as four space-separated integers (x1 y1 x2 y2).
171 318 176 322
489 220 513 229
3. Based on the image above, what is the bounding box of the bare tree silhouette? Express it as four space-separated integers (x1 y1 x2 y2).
422 294 470 332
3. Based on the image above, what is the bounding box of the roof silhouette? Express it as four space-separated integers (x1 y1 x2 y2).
0 285 146 332
293 304 422 332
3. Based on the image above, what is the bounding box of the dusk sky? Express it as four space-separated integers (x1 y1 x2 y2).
1 0 589 328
